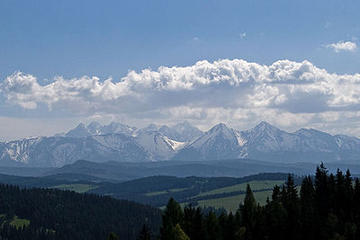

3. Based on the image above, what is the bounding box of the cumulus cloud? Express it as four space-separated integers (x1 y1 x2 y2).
1 59 360 136
326 41 358 52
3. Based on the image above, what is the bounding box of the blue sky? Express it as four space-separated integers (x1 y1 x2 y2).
0 0 360 140
1 0 359 78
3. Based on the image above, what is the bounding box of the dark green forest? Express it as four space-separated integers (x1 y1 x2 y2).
0 185 161 240
159 164 360 240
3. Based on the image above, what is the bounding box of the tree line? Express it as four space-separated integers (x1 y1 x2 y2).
157 163 360 240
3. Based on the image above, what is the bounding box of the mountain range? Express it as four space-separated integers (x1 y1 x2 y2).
1 121 360 167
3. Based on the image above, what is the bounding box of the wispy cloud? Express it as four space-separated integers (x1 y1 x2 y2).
326 41 357 53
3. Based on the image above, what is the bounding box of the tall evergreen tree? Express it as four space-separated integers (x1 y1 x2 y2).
300 176 317 240
315 163 330 219
160 198 184 240
344 169 354 220
240 184 257 240
281 175 300 240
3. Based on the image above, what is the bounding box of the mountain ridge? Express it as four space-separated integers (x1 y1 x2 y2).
1 121 360 167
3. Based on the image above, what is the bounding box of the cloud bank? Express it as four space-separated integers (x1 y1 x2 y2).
326 41 358 53
1 59 360 136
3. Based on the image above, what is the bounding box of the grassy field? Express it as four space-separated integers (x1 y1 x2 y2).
0 214 30 229
10 216 30 229
145 187 190 196
156 180 285 212
192 180 284 212
197 180 284 197
53 184 98 193
197 190 273 213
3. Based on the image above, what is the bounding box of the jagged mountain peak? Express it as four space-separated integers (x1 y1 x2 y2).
65 123 91 138
208 123 231 133
252 121 280 132
243 121 285 141
174 122 240 161
190 123 238 148
3 121 360 167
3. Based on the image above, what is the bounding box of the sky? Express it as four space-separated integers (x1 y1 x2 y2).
0 0 360 140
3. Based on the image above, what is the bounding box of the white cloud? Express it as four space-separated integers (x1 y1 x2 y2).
1 59 360 137
326 41 358 53
240 32 246 39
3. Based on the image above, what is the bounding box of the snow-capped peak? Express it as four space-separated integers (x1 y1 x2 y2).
190 123 238 148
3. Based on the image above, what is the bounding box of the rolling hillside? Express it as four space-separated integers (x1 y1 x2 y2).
0 171 293 212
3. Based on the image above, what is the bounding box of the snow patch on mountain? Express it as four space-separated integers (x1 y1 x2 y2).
135 131 175 160
163 136 186 151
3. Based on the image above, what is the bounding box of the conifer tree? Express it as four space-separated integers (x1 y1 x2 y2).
160 198 184 240
344 169 354 219
281 175 300 240
315 163 330 218
240 184 257 240
300 176 317 239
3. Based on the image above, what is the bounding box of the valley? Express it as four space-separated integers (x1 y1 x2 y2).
0 169 297 212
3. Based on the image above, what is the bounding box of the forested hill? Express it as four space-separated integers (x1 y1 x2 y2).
0 184 162 240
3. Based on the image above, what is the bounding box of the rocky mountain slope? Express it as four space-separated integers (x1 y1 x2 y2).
1 121 360 167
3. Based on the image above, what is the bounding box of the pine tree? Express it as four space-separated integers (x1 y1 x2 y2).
281 175 300 240
344 169 354 220
315 163 330 218
271 185 281 202
240 184 257 240
300 176 317 240
160 198 184 240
